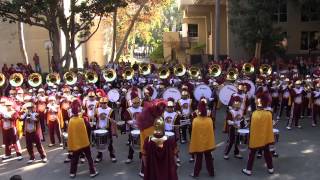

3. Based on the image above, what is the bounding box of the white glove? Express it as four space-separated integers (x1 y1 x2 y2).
227 120 234 125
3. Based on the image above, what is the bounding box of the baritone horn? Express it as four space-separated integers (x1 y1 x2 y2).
85 70 98 84
103 68 117 82
28 73 42 87
242 63 255 75
9 73 24 87
226 68 239 81
122 67 134 80
139 63 151 76
46 73 61 87
209 64 222 77
174 64 186 77
259 64 272 76
63 71 77 85
0 73 6 87
158 67 170 79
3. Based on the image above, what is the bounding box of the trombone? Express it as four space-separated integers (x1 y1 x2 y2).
46 73 61 87
9 73 24 87
242 63 255 76
122 67 134 81
85 70 98 84
158 67 170 79
63 71 77 85
0 73 6 87
226 68 239 81
139 63 151 76
103 68 117 82
209 64 222 77
174 64 186 77
188 66 200 79
28 73 42 87
259 64 272 76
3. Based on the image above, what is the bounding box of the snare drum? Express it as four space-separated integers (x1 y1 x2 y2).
273 128 280 143
62 132 68 149
237 129 249 144
131 130 141 145
93 129 109 150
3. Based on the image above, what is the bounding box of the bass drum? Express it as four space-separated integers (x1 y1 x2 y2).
126 87 142 101
162 87 181 102
242 79 255 98
142 85 158 100
193 84 213 101
107 89 120 102
218 85 238 105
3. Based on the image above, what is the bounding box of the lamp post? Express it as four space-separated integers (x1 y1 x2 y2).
44 40 53 73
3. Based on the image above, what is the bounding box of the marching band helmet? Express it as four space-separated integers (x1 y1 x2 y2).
131 90 140 104
294 79 302 86
197 98 207 116
88 91 96 98
256 94 269 108
232 96 242 110
153 117 165 139
99 97 108 104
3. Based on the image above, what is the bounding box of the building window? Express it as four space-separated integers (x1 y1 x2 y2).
272 0 287 23
188 24 198 37
301 3 320 22
300 31 320 50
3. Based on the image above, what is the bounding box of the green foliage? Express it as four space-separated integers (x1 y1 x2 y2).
229 0 286 56
150 43 164 62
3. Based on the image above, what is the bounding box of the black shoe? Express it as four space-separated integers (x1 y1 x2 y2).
272 152 279 158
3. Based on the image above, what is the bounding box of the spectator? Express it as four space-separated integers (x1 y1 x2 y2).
84 58 89 69
33 53 41 73
10 175 22 180
2 63 8 75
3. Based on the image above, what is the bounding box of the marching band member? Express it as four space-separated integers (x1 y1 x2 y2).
287 79 305 130
142 117 178 180
223 96 243 160
94 97 117 163
83 91 98 125
278 78 291 120
47 95 64 147
68 99 99 178
60 95 72 132
189 99 215 178
122 91 143 164
0 100 23 160
242 94 274 176
20 102 47 164
137 99 167 178
312 82 320 127
270 80 280 120
36 95 47 137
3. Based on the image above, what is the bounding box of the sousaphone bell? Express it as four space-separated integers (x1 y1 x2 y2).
103 68 117 82
158 67 170 79
139 63 151 76
46 73 61 87
63 71 77 85
0 73 6 87
85 70 98 84
28 73 42 87
209 64 222 77
122 67 134 80
9 73 24 87
174 64 186 77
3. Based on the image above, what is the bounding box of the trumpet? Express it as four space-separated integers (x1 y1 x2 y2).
242 63 255 76
122 67 134 80
139 63 151 76
188 66 201 79
28 73 42 87
259 64 272 76
0 73 6 87
85 70 98 84
209 64 222 77
174 64 186 77
103 68 117 82
63 71 77 85
226 68 239 81
158 67 170 79
9 73 24 87
46 73 61 87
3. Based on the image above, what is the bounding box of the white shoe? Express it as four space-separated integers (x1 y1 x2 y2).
297 125 302 129
234 154 243 159
111 158 117 163
69 174 76 178
268 168 274 174
27 159 34 164
125 159 132 164
138 172 144 178
17 156 23 161
59 143 63 147
189 158 195 162
80 158 86 163
48 144 55 147
42 158 48 163
176 158 180 163
223 155 229 160
312 123 317 127
242 169 252 176
90 171 99 178
286 126 292 130
2 155 12 160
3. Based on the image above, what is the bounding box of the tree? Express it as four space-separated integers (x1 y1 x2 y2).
0 0 126 72
229 0 286 59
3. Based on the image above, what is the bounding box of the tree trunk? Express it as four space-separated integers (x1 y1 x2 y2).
110 9 118 63
18 23 28 64
50 27 61 73
115 3 146 62
255 41 262 65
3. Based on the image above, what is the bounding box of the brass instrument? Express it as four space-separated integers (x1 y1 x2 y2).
188 66 200 79
242 63 255 75
9 73 24 87
63 71 77 85
209 64 222 77
103 68 117 82
174 64 186 77
46 73 61 87
259 64 272 76
158 67 170 79
85 70 98 84
122 67 134 80
139 63 151 76
0 73 6 87
28 73 42 87
226 68 239 81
